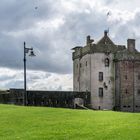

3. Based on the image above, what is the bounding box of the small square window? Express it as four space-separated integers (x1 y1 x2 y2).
138 75 140 80
125 75 127 80
125 89 128 94
99 72 103 81
99 88 103 97
137 89 140 95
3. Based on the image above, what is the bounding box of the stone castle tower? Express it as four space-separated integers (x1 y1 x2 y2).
72 31 140 112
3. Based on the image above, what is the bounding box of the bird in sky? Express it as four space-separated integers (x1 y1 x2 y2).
35 6 38 10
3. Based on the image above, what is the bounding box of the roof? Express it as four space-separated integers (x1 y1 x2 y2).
72 31 127 60
97 31 115 45
71 46 82 50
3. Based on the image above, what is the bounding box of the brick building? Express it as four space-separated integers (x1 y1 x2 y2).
72 31 140 112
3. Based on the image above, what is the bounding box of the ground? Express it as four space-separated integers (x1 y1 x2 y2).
0 104 140 140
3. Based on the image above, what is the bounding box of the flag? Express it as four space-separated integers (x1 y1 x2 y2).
107 12 110 16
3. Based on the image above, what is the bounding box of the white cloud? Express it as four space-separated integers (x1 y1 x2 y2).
0 68 72 91
28 72 73 91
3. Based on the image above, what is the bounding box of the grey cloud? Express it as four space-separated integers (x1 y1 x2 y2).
27 71 51 81
5 80 23 89
111 11 140 50
103 0 118 6
0 0 106 73
0 0 60 32
0 75 15 81
0 0 140 75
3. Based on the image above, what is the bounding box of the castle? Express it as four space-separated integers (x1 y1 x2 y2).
72 31 140 112
0 31 140 112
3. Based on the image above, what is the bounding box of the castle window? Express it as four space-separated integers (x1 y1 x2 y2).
138 74 140 80
125 89 128 94
99 72 103 81
99 88 103 97
105 58 110 67
77 76 79 82
80 63 82 68
137 89 140 95
77 64 78 69
103 82 108 89
125 75 127 80
86 61 87 66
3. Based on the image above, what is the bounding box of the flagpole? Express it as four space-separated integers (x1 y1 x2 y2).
106 11 110 36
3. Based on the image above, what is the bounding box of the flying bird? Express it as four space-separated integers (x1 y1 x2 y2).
35 6 38 10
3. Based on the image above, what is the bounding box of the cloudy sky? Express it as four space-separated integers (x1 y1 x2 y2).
0 0 140 90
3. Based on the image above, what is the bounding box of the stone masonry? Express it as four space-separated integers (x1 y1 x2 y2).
72 31 140 112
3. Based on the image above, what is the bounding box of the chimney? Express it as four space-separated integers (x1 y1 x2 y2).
86 35 94 45
104 30 108 36
86 35 90 45
127 39 135 52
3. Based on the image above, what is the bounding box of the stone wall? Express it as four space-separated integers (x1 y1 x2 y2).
134 61 140 112
0 89 91 109
72 32 140 112
115 60 140 112
73 52 115 110
90 53 114 110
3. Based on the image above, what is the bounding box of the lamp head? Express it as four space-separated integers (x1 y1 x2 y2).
29 49 36 57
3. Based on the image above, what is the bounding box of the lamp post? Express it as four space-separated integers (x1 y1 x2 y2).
23 42 35 106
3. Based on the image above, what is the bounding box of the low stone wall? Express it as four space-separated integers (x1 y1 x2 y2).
0 90 11 104
0 89 91 109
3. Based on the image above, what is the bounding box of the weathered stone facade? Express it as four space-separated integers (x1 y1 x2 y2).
72 31 140 112
0 89 91 109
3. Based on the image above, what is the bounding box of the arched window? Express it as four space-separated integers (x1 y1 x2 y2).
105 58 109 67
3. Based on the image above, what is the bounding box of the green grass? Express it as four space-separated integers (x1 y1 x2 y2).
0 104 140 140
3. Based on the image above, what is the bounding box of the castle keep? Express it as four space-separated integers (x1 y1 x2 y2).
0 31 140 112
72 31 140 112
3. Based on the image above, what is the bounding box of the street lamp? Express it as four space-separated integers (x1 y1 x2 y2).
23 41 35 106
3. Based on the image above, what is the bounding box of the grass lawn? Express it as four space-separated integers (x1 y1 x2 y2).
0 104 140 140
